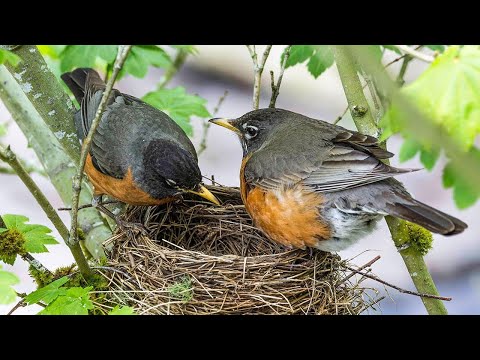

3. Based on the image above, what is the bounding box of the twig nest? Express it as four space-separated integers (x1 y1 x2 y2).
103 186 378 315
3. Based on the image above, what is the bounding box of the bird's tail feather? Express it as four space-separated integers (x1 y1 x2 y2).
386 197 467 235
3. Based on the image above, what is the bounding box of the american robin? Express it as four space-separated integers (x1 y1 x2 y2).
210 108 468 252
61 68 219 229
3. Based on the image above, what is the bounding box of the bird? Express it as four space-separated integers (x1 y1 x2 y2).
210 108 467 252
61 68 219 230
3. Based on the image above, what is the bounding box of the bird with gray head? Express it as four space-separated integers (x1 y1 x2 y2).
210 108 467 252
61 68 219 231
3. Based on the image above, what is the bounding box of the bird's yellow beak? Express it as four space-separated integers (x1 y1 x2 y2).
187 185 220 205
209 118 241 135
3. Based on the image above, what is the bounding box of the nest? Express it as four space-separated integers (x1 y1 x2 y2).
101 185 381 315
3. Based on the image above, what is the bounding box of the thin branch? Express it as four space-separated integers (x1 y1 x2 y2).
344 265 451 301
197 90 229 156
158 48 189 89
58 200 120 212
21 253 52 275
246 45 272 109
396 55 413 86
341 255 381 284
0 144 92 278
68 45 132 250
269 45 291 108
395 45 434 63
7 299 26 315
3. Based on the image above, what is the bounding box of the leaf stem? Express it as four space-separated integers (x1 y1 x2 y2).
158 48 189 89
331 45 448 315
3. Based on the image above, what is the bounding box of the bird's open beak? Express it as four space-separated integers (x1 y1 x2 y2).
187 185 220 205
209 118 241 135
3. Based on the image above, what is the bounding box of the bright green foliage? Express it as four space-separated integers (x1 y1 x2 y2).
142 87 211 136
0 123 6 137
121 45 171 78
0 267 19 304
0 48 20 66
109 305 135 315
283 45 334 78
381 45 480 208
59 45 118 72
425 45 446 52
0 214 58 254
170 45 198 55
443 152 480 209
25 276 69 305
40 286 93 315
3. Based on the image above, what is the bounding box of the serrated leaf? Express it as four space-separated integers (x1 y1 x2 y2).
425 45 446 53
1 214 58 253
284 45 315 68
40 286 93 315
0 48 20 66
453 180 478 209
109 305 135 315
122 45 171 78
60 45 118 72
419 147 440 170
142 87 211 136
0 255 17 266
25 276 69 305
382 45 402 55
0 269 20 304
307 46 334 78
399 138 421 162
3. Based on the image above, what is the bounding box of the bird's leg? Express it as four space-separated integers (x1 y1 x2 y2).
92 195 148 235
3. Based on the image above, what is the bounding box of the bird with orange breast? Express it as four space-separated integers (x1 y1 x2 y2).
210 108 467 252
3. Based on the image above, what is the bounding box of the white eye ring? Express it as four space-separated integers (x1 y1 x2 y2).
245 125 259 140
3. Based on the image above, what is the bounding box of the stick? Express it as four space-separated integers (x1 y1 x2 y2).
395 45 434 63
197 90 229 156
68 45 132 249
269 45 291 108
246 45 272 109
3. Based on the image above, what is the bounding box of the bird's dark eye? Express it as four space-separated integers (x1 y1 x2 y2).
245 125 259 139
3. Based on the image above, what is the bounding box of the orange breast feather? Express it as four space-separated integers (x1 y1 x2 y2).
240 157 331 249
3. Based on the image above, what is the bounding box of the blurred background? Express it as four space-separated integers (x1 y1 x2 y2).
1 45 478 314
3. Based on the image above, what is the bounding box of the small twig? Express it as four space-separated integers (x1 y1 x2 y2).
21 253 52 275
395 45 434 63
7 298 26 315
68 45 132 251
246 45 272 109
158 48 189 89
396 55 413 87
341 255 381 284
58 200 120 212
0 145 91 276
345 265 451 301
269 45 291 108
197 90 229 156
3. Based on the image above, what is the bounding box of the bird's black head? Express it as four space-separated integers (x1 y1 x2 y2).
209 108 297 156
141 139 219 204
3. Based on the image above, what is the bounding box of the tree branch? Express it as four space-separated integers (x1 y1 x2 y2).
2 45 81 164
197 90 228 156
395 45 434 63
68 45 132 247
21 253 52 275
158 48 189 89
0 66 112 259
331 45 448 315
269 45 291 108
0 144 92 278
246 45 272 109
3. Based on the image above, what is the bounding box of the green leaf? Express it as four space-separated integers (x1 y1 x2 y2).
38 45 67 59
419 147 440 170
425 45 446 53
0 123 6 137
109 305 135 315
307 46 334 78
0 268 19 304
284 45 315 68
25 276 69 305
122 45 171 78
1 214 58 253
60 45 118 72
399 138 421 162
382 45 402 55
40 286 93 315
142 87 211 136
170 45 198 55
0 48 20 66
442 162 455 188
